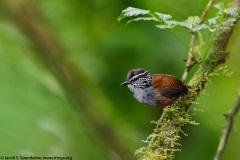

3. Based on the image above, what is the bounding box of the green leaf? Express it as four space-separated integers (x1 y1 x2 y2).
154 12 172 21
208 17 218 25
213 2 225 15
156 19 216 33
177 19 193 29
117 7 151 22
155 20 178 29
192 24 216 32
222 17 238 25
126 17 157 25
155 19 193 30
213 2 224 11
223 7 239 18
117 4 232 33
155 24 171 29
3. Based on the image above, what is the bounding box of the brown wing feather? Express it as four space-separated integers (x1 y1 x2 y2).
152 74 184 88
152 74 188 106
158 85 188 97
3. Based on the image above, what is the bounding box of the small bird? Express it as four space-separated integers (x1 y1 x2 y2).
120 68 189 107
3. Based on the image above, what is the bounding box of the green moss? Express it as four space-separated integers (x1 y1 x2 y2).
136 104 199 160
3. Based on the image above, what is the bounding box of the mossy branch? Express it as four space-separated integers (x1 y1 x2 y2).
137 4 239 160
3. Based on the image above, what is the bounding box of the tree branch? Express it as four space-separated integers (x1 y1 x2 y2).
182 0 215 82
214 92 240 160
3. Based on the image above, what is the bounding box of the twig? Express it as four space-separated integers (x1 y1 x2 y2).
182 0 215 82
214 92 240 160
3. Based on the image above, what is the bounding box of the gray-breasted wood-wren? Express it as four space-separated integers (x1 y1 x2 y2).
120 68 189 107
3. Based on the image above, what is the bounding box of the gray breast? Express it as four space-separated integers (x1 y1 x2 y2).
128 85 157 106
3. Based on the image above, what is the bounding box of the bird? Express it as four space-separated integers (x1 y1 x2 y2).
120 68 189 107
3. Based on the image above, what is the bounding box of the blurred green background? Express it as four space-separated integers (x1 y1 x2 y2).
0 0 239 159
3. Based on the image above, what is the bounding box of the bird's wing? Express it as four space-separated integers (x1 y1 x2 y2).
152 74 188 98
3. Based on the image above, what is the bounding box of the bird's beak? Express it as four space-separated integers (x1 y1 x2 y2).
120 81 130 86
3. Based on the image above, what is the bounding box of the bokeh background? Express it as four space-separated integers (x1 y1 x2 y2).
0 0 239 159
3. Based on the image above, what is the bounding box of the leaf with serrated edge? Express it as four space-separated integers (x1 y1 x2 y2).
117 7 150 21
155 24 172 29
213 2 224 11
208 17 219 25
155 20 178 29
155 20 193 30
223 7 239 18
126 17 157 25
177 20 193 29
154 12 172 21
192 24 216 32
222 18 237 25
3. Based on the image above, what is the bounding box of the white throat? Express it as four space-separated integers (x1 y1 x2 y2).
127 84 157 106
